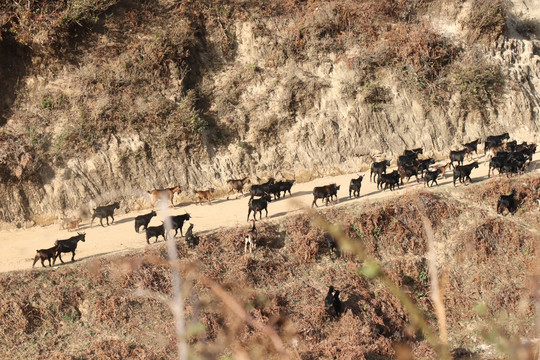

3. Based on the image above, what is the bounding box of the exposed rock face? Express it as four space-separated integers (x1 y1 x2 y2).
0 7 539 227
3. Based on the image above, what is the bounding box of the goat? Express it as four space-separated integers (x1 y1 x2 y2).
312 184 340 207
184 223 199 248
194 188 215 205
226 177 251 199
250 178 275 198
488 155 508 178
66 217 82 232
146 223 165 244
168 213 192 237
434 162 451 179
349 175 363 198
134 210 157 233
32 245 59 268
278 179 295 198
55 232 86 264
370 160 391 183
484 132 509 152
497 189 518 216
463 139 480 157
398 164 419 184
377 170 400 191
417 158 435 177
453 162 479 186
247 194 272 221
268 182 283 200
449 149 468 169
324 286 343 317
148 186 182 209
403 148 423 156
424 169 442 187
244 219 257 254
397 153 419 168
91 202 120 227
324 232 339 257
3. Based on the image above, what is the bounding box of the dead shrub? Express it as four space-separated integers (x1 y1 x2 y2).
84 339 156 359
94 295 134 325
284 214 325 263
122 263 172 294
456 218 535 263
447 51 504 112
342 192 459 259
462 0 508 43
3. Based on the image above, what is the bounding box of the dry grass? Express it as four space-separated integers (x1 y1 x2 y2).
1 175 538 359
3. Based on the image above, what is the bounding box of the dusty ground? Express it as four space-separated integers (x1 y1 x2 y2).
1 153 538 273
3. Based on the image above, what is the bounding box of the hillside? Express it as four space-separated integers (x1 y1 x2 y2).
0 173 538 359
0 0 539 225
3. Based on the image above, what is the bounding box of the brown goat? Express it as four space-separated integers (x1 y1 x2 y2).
32 245 59 268
194 188 215 205
434 162 451 179
66 217 82 232
148 186 182 209
226 177 250 199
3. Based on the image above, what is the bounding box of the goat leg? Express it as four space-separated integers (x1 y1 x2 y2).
71 251 76 262
110 215 115 225
57 253 64 264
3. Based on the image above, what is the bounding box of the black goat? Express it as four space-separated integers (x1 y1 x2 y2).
488 155 508 178
250 178 275 198
184 223 199 248
134 210 157 233
168 213 191 237
55 232 86 264
146 223 165 244
398 164 419 184
403 148 423 156
278 179 295 198
324 286 343 317
397 153 418 168
370 160 391 183
349 175 363 198
423 169 442 187
247 194 272 221
32 245 59 268
378 170 400 191
484 132 509 152
449 149 468 169
417 158 435 177
91 202 120 227
453 162 479 186
312 184 340 207
268 182 282 200
497 189 518 216
463 139 480 157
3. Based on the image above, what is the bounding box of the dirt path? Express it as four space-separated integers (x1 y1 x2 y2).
1 153 538 273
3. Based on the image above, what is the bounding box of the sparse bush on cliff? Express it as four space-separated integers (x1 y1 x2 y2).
448 52 504 112
462 0 508 43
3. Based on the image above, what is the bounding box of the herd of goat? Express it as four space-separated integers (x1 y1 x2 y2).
33 132 537 269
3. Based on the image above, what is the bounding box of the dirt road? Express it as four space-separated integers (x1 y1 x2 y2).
1 153 537 273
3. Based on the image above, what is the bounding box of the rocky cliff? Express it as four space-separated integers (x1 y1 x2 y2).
0 0 538 227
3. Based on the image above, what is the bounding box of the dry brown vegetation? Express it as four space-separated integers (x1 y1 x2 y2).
1 175 538 359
